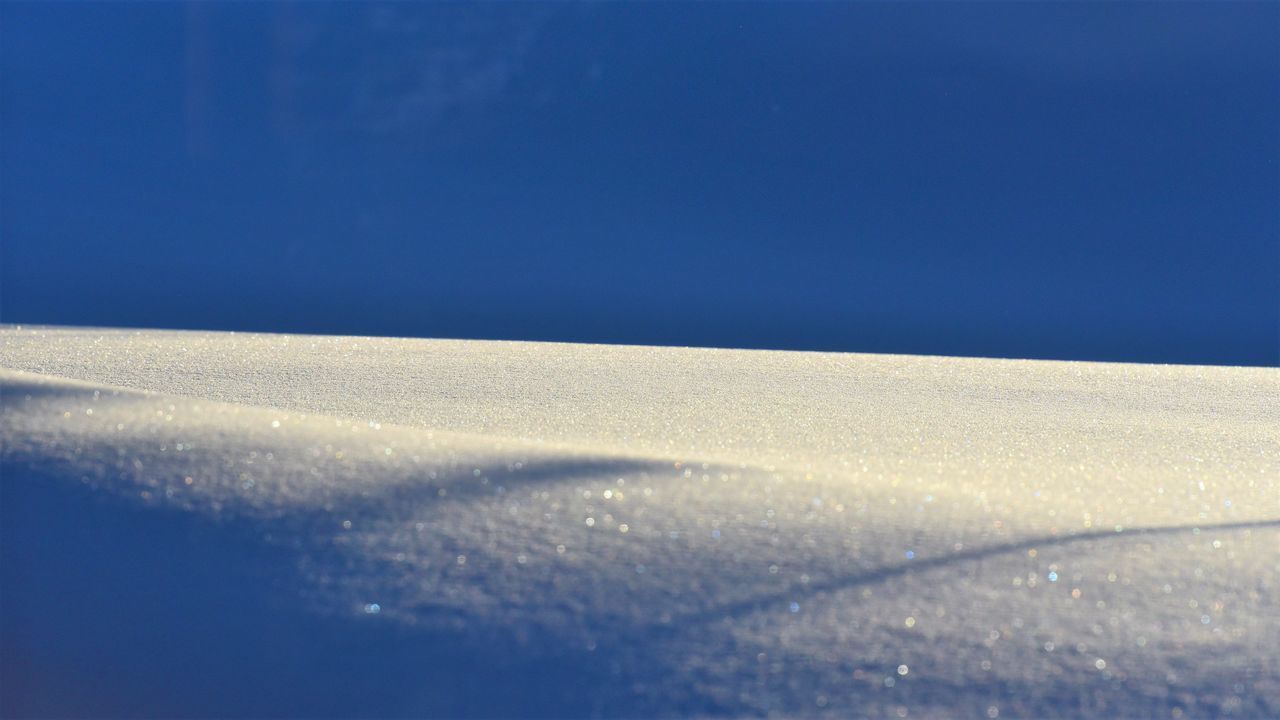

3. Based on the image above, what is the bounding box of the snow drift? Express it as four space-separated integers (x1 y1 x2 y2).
2 326 1277 717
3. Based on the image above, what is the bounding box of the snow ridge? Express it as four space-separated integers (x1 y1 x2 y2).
2 327 1278 717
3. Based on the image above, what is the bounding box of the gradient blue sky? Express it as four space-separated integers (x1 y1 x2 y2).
3 2 1277 365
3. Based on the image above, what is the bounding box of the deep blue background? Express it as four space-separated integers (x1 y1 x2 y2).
3 2 1277 365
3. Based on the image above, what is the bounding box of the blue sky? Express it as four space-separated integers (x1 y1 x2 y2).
3 2 1276 365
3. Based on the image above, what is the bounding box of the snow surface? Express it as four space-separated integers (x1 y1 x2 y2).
2 325 1277 717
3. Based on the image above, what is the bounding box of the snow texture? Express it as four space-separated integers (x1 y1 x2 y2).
2 325 1278 718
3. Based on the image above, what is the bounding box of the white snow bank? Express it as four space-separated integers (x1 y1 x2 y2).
2 326 1278 717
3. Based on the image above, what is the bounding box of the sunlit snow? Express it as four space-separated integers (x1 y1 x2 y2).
2 326 1277 717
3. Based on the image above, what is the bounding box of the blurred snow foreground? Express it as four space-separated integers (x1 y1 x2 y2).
1 326 1277 718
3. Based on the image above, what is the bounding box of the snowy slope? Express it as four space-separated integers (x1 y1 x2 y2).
2 325 1278 718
